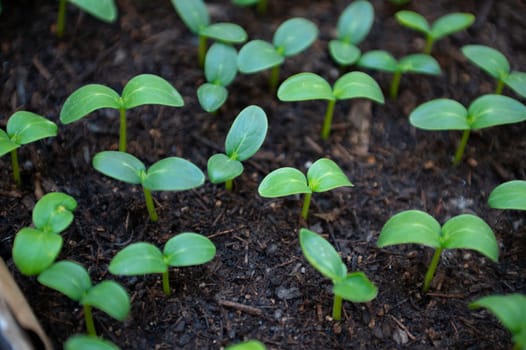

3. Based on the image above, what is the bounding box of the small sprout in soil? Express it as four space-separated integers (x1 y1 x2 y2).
65 334 120 350
38 260 130 336
60 74 183 152
300 228 378 321
207 105 268 191
12 192 77 276
329 0 374 67
226 339 267 350
277 71 384 140
395 10 474 54
461 45 526 97
92 151 204 222
357 50 441 99
0 111 57 187
171 0 247 67
231 0 267 15
198 42 239 113
109 232 216 296
237 17 318 92
56 0 117 38
258 158 353 220
377 210 499 293
388 0 411 5
469 293 526 350
488 180 526 211
409 94 526 166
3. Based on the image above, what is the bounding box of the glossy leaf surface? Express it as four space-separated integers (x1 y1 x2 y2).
468 94 526 130
200 22 247 44
337 0 374 44
505 72 526 98
13 228 63 276
430 13 474 40
409 99 469 130
205 43 238 86
226 340 267 350
258 168 310 197
237 40 284 73
121 74 184 109
33 192 77 234
69 0 117 22
164 232 216 267
332 272 378 302
207 153 244 183
357 50 398 72
109 242 167 275
92 151 145 185
38 261 92 301
398 54 441 75
488 180 526 211
395 10 430 34
0 130 19 156
144 157 205 191
307 158 353 193
6 111 57 145
377 210 442 248
197 83 228 112
171 0 209 33
65 335 120 350
277 72 334 101
82 281 130 321
273 17 318 57
461 45 510 80
333 71 384 102
225 105 268 161
329 40 361 66
60 84 121 124
299 228 346 281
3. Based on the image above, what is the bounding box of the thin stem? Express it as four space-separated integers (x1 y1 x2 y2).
269 64 280 93
119 108 127 152
143 188 159 222
423 36 434 55
83 304 96 336
389 71 402 100
256 0 267 14
301 192 312 220
495 79 505 95
10 149 21 187
423 247 443 293
453 129 471 166
198 35 207 68
225 179 233 192
332 294 343 321
56 0 67 38
321 99 336 140
162 271 171 296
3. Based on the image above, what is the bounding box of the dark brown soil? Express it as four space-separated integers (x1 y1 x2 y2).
1 0 525 349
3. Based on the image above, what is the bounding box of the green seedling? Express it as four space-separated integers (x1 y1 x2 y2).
461 45 526 97
395 10 474 54
377 210 499 293
409 94 526 166
65 335 120 350
277 71 384 140
92 151 204 222
0 111 57 187
198 42 238 113
56 0 117 38
12 192 77 276
38 260 130 336
226 340 267 350
329 0 374 67
258 158 352 220
171 0 247 67
109 232 216 296
60 74 183 152
470 293 526 350
207 105 268 191
231 0 267 14
237 17 318 92
388 0 411 5
357 50 441 99
300 228 377 321
488 180 526 211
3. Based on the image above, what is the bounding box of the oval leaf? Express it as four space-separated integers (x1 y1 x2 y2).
60 84 121 124
505 72 526 98
470 294 526 336
357 50 398 72
226 340 267 350
258 167 310 197
13 228 63 276
205 42 238 86
409 99 469 130
109 242 167 275
488 180 526 211
277 72 334 101
82 281 130 321
398 54 441 75
171 0 209 33
377 210 442 248
143 157 205 191
200 22 247 44
430 13 474 40
65 335 120 350
461 45 510 81
468 94 526 130
197 83 228 113
299 228 346 281
333 271 378 303
337 0 374 44
0 130 19 156
207 153 244 184
164 232 216 267
333 71 384 103
69 0 117 22
92 151 145 185
225 105 268 161
37 261 91 301
121 74 184 109
33 192 77 233
329 40 361 66
7 111 57 145
273 17 318 57
395 10 430 34
307 158 353 193
238 40 284 73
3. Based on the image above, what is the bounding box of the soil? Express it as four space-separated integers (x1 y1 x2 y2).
1 0 525 349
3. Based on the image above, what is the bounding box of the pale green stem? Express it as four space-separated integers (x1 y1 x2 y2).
225 179 233 192
423 36 434 55
389 71 402 100
269 65 280 93
10 149 21 187
143 188 158 222
453 129 471 166
321 99 336 140
83 304 96 336
495 79 505 95
162 271 171 296
332 294 343 321
423 247 443 293
56 0 67 38
119 108 127 152
301 192 312 220
198 35 207 68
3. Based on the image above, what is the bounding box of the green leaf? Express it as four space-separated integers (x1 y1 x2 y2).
398 54 441 75
226 340 267 350
237 40 284 73
505 71 526 98
33 192 77 233
225 105 268 161
337 0 374 44
307 158 353 193
258 167 311 197
60 84 121 124
68 0 117 23
488 180 526 211
65 335 121 350
197 83 228 113
82 281 130 321
277 72 334 101
37 261 91 301
357 50 399 73
164 232 216 267
333 272 378 302
273 17 318 57
470 294 526 336
109 242 167 275
461 45 510 81
377 210 442 248
328 40 361 66
205 43 238 86
299 228 347 281
0 130 19 157
200 22 247 44
92 151 145 185
121 74 184 110
333 71 384 103
468 94 526 130
441 214 499 262
430 13 474 40
12 228 63 276
207 153 244 184
171 0 209 33
409 99 469 130
6 111 57 145
143 157 204 191
395 10 430 34
231 0 260 5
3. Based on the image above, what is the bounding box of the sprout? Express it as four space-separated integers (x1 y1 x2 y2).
56 0 117 38
231 0 267 14
226 340 267 350
65 335 120 350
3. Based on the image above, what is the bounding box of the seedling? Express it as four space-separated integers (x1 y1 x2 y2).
60 74 183 152
0 111 57 187
38 260 130 336
357 50 441 99
197 42 239 113
329 0 374 67
12 192 77 276
277 71 384 140
171 0 247 67
226 340 267 350
409 94 526 166
56 0 117 38
470 293 526 350
488 180 526 211
231 0 267 14
237 17 318 92
395 10 474 54
258 158 352 220
377 210 499 293
461 45 526 97
109 232 216 296
300 228 377 321
207 105 268 191
65 335 120 350
92 151 204 222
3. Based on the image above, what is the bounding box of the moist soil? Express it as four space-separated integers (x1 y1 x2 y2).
1 0 525 349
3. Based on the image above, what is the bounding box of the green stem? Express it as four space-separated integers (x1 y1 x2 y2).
495 79 504 95
256 0 267 14
423 247 443 293
10 149 21 187
198 35 207 68
301 192 312 220
225 179 233 192
56 0 67 38
423 36 434 55
143 188 158 222
83 304 96 336
332 294 343 321
453 129 471 166
389 71 402 100
269 64 280 93
119 108 127 152
162 271 171 296
321 99 336 140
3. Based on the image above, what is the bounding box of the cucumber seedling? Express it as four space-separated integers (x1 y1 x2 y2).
226 339 267 350
56 0 117 38
65 335 120 350
488 180 526 211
